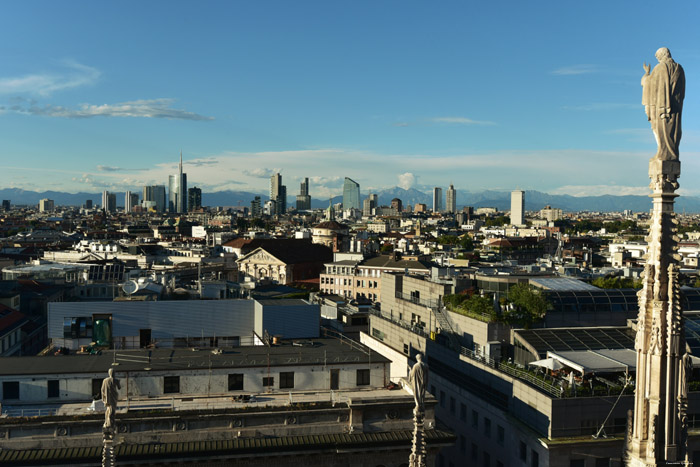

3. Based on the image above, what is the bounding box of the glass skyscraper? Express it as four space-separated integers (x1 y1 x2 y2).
342 177 360 210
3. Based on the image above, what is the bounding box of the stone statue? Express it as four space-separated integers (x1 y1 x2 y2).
409 353 428 411
679 343 693 399
101 368 121 429
642 47 685 161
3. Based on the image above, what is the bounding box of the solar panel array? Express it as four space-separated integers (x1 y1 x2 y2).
87 264 124 282
516 327 636 354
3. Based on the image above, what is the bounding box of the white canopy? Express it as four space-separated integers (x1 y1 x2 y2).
528 357 565 371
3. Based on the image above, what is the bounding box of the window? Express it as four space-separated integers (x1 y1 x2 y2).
164 376 180 394
356 369 370 386
497 462 504 467
460 435 466 453
440 391 445 408
63 317 92 338
403 343 409 355
472 409 479 429
228 374 244 391
531 450 539 467
484 417 491 437
483 451 490 467
263 377 274 388
460 403 467 421
91 378 102 400
519 441 527 462
2 381 19 400
595 459 610 467
48 380 59 398
569 461 585 467
471 443 478 462
280 372 295 389
450 396 456 414
497 425 505 446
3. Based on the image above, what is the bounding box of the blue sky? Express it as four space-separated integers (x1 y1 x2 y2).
1 1 699 199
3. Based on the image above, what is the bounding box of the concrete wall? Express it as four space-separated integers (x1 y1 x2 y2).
0 362 388 404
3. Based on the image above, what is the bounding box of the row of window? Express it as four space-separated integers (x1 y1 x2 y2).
1 329 21 354
434 384 507 467
2 369 373 400
320 277 379 289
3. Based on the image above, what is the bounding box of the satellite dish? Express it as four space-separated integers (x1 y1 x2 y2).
122 280 139 295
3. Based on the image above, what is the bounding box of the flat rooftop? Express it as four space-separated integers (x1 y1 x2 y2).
0 338 389 376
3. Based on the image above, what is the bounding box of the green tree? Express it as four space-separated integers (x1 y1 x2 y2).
459 235 474 251
463 294 494 317
437 235 459 245
503 284 549 328
592 276 642 289
484 216 508 227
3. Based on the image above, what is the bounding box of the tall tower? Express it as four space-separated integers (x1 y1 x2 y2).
169 151 187 213
342 177 360 210
432 187 442 213
296 177 311 210
510 190 524 226
446 184 456 214
270 173 286 214
627 48 688 467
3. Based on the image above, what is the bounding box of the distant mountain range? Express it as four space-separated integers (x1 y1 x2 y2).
3 186 700 213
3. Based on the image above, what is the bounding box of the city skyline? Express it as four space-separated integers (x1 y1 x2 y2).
1 2 699 198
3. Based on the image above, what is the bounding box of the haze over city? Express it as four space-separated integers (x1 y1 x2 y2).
1 1 699 198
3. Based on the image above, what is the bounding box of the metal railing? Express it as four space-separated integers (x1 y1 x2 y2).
2 407 58 418
394 292 441 309
498 363 563 398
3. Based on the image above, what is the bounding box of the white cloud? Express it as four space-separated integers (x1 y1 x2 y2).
242 168 279 178
12 98 213 121
0 60 100 96
551 64 600 76
97 165 122 172
431 117 496 126
397 172 417 189
549 185 649 197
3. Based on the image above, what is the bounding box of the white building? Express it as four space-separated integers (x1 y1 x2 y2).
510 190 525 226
38 198 54 212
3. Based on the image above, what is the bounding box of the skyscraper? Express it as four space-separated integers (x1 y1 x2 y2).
102 191 116 213
342 177 360 210
125 191 139 213
250 196 262 217
510 189 525 226
39 198 54 212
270 173 286 214
296 177 311 210
169 151 187 213
143 185 166 212
188 187 202 211
432 187 443 213
446 184 456 214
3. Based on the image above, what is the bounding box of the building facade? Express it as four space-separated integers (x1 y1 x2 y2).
296 177 311 210
342 177 361 211
510 189 525 226
446 184 456 214
101 191 116 213
143 185 166 212
270 173 286 214
188 186 202 211
38 199 54 212
433 187 443 213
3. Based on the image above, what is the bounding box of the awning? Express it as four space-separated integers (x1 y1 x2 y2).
528 357 565 371
547 349 700 374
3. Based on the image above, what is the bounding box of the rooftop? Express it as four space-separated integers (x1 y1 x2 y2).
0 338 388 376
